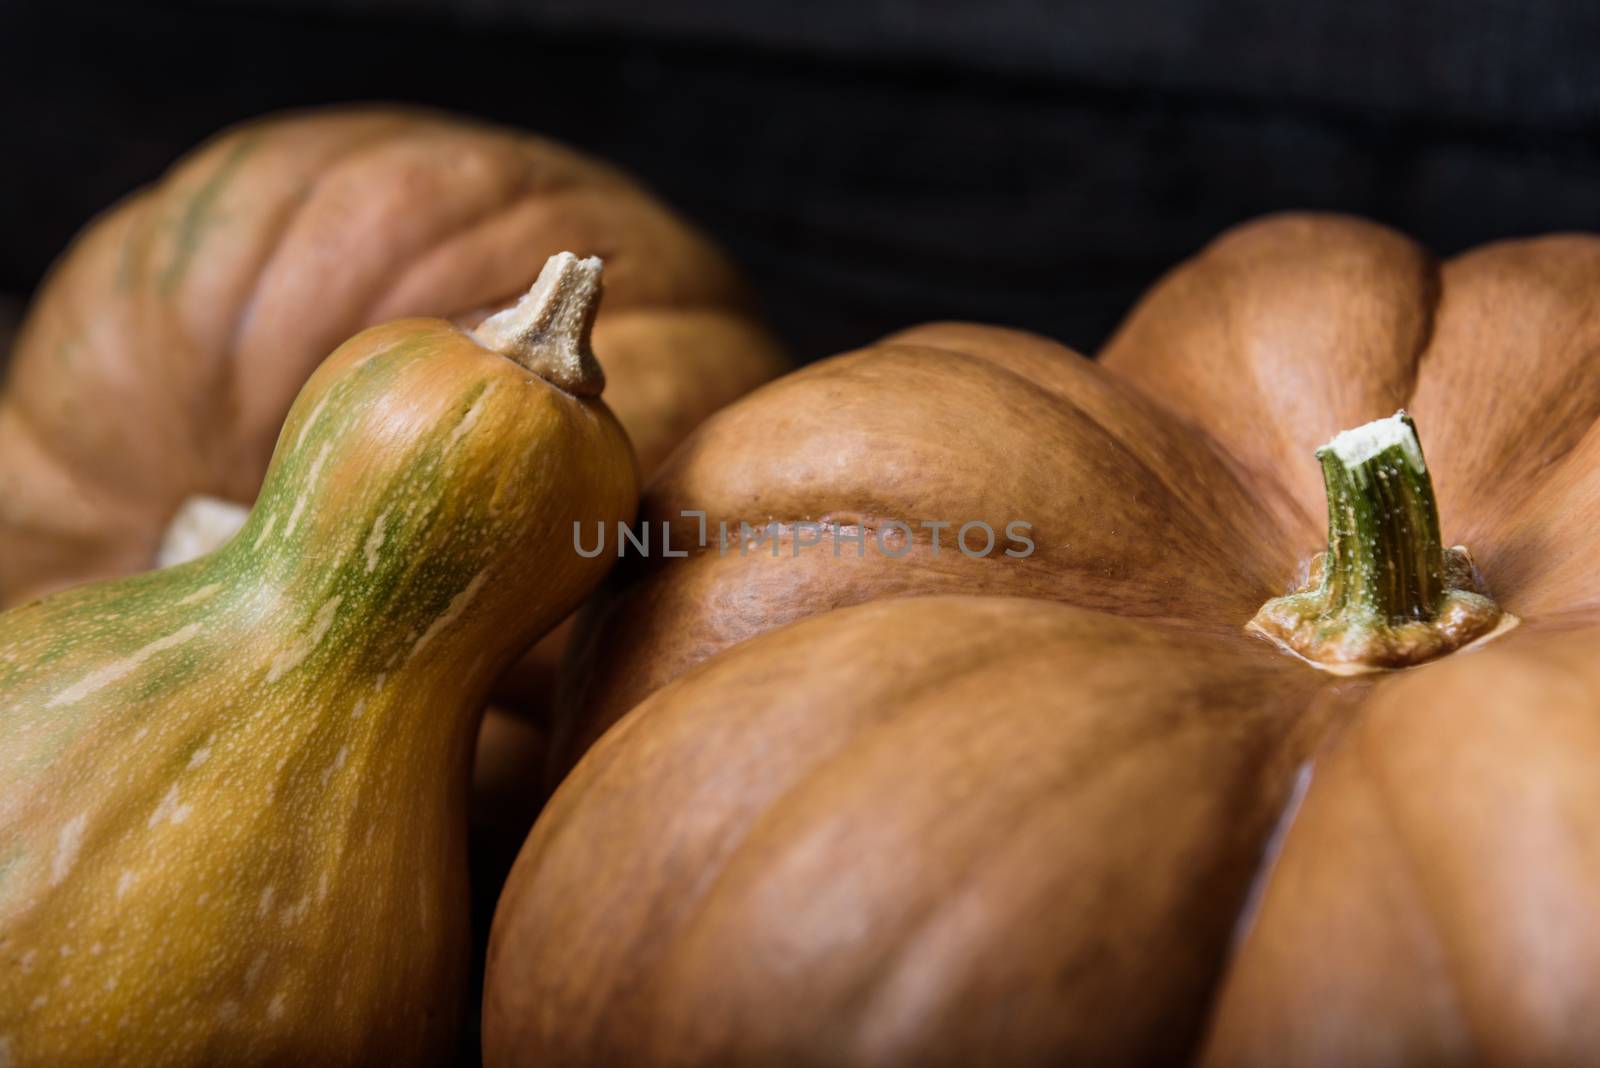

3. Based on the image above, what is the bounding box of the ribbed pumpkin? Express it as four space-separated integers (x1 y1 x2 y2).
486 215 1600 1066
0 104 780 610
0 254 635 1067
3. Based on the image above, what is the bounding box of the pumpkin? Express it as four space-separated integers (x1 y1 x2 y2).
0 253 636 1066
0 102 782 673
485 214 1600 1065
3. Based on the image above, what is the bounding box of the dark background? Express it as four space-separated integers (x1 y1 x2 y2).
4 0 1600 363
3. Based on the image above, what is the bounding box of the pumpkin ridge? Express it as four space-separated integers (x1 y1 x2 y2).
1340 715 1480 1053
837 702 1260 1063
878 339 1311 592
216 122 425 373
349 170 561 329
763 342 1297 592
1098 380 1322 555
539 609 1060 1044
110 189 157 293
881 327 1097 404
114 186 165 294
157 133 266 297
1216 268 1316 536
76 120 431 510
220 121 505 375
1398 248 1443 411
631 512 999 561
2 381 88 500
1486 417 1600 620
1407 234 1600 549
3 280 162 509
1211 758 1313 967
1468 360 1600 513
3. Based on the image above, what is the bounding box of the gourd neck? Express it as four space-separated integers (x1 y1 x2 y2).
1248 411 1512 672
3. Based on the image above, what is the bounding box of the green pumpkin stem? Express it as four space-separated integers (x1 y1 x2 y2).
474 251 607 397
1317 411 1444 623
1248 410 1511 672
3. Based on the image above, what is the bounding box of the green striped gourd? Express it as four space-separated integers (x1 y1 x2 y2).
0 252 636 1066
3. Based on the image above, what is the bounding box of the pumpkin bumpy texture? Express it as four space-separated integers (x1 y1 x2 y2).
485 214 1600 1068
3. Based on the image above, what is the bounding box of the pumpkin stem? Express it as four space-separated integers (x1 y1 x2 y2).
1318 411 1444 623
473 251 606 396
1248 411 1513 672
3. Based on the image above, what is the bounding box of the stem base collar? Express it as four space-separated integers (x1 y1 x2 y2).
1249 545 1508 673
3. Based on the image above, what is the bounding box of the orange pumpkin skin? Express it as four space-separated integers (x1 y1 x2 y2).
488 214 1600 1065
0 105 784 608
489 596 1341 1068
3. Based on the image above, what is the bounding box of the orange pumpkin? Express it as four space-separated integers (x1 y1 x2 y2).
487 214 1600 1066
0 105 783 608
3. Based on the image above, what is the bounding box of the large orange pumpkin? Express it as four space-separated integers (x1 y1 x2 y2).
486 214 1600 1065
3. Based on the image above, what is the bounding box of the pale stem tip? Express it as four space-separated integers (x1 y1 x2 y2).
473 251 607 397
